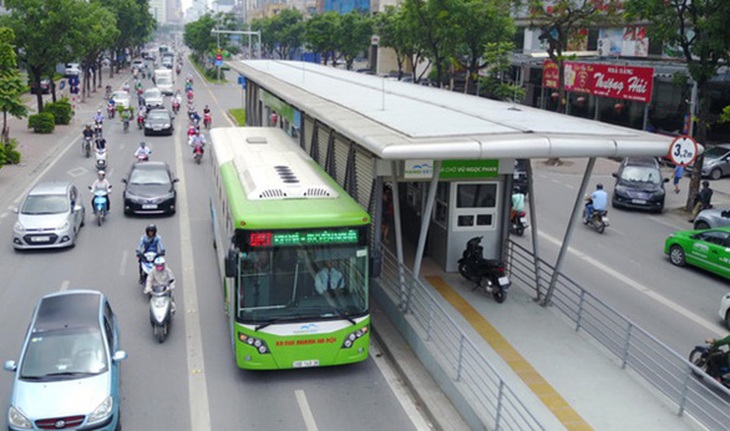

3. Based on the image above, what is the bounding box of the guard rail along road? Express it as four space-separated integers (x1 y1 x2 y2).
372 241 730 431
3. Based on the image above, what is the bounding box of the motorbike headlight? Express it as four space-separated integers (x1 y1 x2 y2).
14 221 25 232
87 396 113 425
8 405 31 429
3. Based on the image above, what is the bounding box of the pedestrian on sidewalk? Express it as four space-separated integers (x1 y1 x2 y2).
689 180 713 222
673 164 684 194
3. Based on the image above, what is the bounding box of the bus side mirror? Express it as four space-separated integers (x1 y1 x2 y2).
225 249 238 278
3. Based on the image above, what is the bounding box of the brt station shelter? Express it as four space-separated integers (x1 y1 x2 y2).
228 60 678 300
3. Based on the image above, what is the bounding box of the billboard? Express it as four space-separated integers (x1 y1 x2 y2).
544 60 654 103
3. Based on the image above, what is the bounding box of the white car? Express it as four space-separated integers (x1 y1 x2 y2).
110 91 130 109
143 87 164 108
64 62 81 77
720 293 730 329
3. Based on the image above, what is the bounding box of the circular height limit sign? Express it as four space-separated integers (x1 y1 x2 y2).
668 135 699 166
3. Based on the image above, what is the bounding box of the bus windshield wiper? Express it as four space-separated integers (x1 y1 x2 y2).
323 310 356 325
254 316 299 331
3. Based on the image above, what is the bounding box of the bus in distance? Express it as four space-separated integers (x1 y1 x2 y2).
209 127 371 370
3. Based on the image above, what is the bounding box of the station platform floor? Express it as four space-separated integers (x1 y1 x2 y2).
372 246 700 431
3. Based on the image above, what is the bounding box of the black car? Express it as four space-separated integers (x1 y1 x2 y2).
611 157 669 212
122 161 178 215
143 107 174 136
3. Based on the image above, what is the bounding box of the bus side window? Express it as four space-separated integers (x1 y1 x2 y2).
225 246 238 277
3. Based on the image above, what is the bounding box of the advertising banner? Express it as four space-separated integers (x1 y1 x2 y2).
543 60 654 103
542 60 559 89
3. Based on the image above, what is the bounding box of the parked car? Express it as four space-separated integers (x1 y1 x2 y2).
142 87 164 109
132 59 145 69
29 78 51 95
12 181 85 250
664 226 730 280
693 207 730 230
720 293 730 329
64 62 81 77
122 161 178 215
611 157 669 212
3 290 127 431
686 143 730 180
144 107 173 136
110 90 130 109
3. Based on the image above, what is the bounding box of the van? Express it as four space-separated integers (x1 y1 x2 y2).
154 69 174 95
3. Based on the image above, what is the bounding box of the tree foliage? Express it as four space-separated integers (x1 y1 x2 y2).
184 14 218 63
270 9 305 60
0 27 28 145
303 11 340 65
625 0 730 209
336 11 372 70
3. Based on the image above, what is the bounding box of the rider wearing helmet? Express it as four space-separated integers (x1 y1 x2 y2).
93 109 104 124
585 183 607 223
89 170 112 212
144 256 176 313
136 224 165 258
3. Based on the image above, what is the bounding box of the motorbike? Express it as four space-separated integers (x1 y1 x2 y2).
203 113 212 130
172 100 180 115
192 143 204 164
135 150 150 163
148 282 174 343
94 148 107 171
457 236 510 303
94 121 103 139
688 342 730 389
82 136 92 158
137 112 145 129
509 210 528 237
107 103 116 119
583 199 609 234
121 115 130 132
90 189 109 226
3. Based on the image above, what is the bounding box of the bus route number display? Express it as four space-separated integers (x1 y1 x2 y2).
250 229 359 247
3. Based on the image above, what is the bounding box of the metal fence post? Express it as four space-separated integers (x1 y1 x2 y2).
495 380 505 431
456 334 465 381
575 289 586 332
621 323 634 369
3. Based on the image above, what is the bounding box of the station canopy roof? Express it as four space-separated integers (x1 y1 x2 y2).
230 60 676 161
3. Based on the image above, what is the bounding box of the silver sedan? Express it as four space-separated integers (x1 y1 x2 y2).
693 207 730 230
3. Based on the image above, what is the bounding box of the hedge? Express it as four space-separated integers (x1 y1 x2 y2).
28 113 55 133
43 98 74 125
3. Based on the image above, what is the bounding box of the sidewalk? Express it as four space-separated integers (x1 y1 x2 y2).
0 69 131 211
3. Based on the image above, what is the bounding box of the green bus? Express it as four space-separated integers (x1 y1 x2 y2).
209 127 371 370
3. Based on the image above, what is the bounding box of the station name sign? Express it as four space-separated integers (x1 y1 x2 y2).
403 160 499 180
542 60 654 103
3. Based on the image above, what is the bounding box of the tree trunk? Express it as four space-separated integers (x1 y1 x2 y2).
32 68 44 113
685 80 711 211
2 110 8 144
50 80 57 103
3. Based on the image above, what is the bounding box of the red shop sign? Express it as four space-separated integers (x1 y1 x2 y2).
542 60 654 103
542 59 559 89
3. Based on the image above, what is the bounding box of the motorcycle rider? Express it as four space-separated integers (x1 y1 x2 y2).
82 123 94 141
510 186 526 224
137 225 166 282
134 141 151 161
689 180 714 222
706 335 730 381
93 109 104 125
144 256 176 314
95 136 107 151
89 170 111 212
585 183 608 223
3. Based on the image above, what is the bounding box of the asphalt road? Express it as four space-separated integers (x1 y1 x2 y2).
518 158 730 356
0 60 428 431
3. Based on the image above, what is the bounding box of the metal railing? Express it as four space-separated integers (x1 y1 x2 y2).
506 240 730 430
375 246 547 431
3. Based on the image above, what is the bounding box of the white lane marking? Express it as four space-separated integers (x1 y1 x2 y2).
295 390 319 431
175 120 212 430
119 250 128 276
60 280 70 291
68 167 87 177
538 230 724 336
648 215 686 231
370 338 433 430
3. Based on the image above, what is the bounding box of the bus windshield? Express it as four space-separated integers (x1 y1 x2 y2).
236 245 368 324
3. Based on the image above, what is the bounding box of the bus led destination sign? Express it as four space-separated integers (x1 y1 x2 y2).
250 229 359 247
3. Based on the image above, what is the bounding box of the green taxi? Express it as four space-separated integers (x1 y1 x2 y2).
664 226 730 279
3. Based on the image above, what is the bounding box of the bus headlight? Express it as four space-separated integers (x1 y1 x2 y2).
341 325 368 349
238 332 270 354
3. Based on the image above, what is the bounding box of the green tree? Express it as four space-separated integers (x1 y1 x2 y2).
374 5 429 81
625 0 730 211
304 11 340 65
184 14 217 64
99 0 155 76
74 2 119 100
270 9 304 60
478 42 525 101
251 17 276 57
5 0 81 112
402 0 461 88
336 11 372 70
0 27 28 145
452 0 514 94
521 0 622 112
